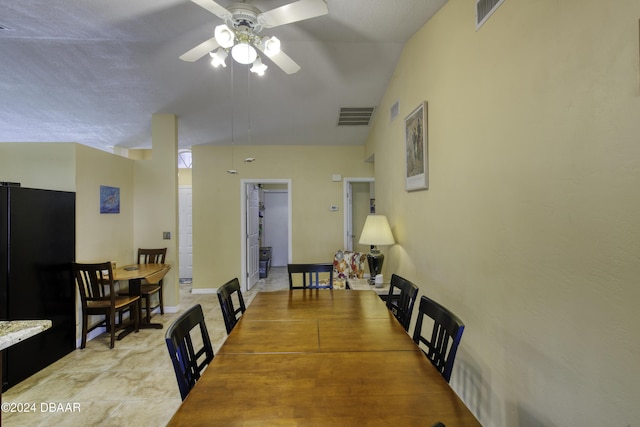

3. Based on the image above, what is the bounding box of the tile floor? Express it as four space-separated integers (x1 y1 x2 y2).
2 267 289 427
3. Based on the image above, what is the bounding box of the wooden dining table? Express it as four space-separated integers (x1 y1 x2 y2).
113 263 170 337
167 289 481 426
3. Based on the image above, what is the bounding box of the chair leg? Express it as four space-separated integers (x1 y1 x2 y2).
159 283 164 315
134 300 140 332
109 312 116 349
81 313 88 349
145 295 151 323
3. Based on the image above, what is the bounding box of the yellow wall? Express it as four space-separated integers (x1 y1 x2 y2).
0 143 76 191
178 168 192 186
133 114 179 307
192 144 374 290
366 1 640 425
75 144 134 264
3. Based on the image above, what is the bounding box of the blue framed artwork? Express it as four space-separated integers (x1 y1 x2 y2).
100 185 120 214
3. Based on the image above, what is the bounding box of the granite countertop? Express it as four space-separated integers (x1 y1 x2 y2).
0 320 52 351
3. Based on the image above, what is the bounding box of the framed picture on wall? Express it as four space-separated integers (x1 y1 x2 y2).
100 185 120 214
405 101 428 191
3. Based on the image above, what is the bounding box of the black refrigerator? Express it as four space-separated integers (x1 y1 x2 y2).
0 184 76 391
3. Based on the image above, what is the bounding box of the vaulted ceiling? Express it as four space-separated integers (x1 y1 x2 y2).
1 0 446 152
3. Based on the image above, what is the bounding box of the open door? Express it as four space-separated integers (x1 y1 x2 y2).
246 184 260 289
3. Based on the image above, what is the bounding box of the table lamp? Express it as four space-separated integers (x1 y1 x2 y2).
359 214 395 285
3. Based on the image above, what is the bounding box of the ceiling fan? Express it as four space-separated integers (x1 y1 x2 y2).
180 0 328 75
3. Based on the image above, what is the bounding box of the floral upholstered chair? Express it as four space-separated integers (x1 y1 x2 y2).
333 250 367 289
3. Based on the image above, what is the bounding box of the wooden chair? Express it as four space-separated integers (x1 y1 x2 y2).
386 274 419 331
165 304 214 400
73 262 140 349
217 278 246 334
288 263 334 289
120 248 167 323
412 295 465 383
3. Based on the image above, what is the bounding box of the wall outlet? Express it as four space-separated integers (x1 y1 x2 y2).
163 231 171 240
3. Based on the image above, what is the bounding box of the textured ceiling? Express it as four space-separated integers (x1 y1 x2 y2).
0 0 446 151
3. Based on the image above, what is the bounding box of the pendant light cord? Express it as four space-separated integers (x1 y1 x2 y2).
230 60 235 170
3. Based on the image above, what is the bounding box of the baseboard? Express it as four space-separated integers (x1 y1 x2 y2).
190 288 217 294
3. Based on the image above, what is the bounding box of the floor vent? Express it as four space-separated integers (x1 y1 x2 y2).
476 0 505 30
390 101 399 121
337 107 375 126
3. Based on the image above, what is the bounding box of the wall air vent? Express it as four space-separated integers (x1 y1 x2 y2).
390 101 399 121
337 107 375 126
476 0 505 30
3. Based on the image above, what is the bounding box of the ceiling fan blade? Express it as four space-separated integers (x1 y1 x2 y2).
180 37 220 62
258 0 328 28
259 48 301 74
189 0 232 20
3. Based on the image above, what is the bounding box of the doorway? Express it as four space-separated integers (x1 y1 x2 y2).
263 189 289 267
240 179 292 291
343 177 375 252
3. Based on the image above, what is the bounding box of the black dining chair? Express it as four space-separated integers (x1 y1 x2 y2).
73 261 140 349
118 248 167 323
412 295 465 383
165 304 215 400
287 263 334 289
217 277 246 334
386 274 419 331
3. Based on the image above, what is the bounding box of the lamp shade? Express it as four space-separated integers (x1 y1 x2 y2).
250 56 268 76
359 214 395 246
262 36 281 57
231 43 257 65
209 48 228 68
214 24 235 48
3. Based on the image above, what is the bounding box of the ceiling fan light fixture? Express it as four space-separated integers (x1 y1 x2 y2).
262 36 281 57
231 42 257 65
209 48 228 67
250 57 268 76
214 24 235 48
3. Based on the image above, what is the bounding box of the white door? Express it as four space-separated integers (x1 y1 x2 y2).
178 186 193 280
263 191 288 267
246 184 260 289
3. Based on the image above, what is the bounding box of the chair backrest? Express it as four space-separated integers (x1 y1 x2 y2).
288 263 334 289
386 274 419 331
73 261 116 305
165 304 214 400
217 278 246 334
332 250 367 279
138 248 167 264
412 295 465 383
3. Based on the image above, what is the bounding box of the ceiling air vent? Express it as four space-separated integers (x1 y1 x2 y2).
337 107 375 126
476 0 505 30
